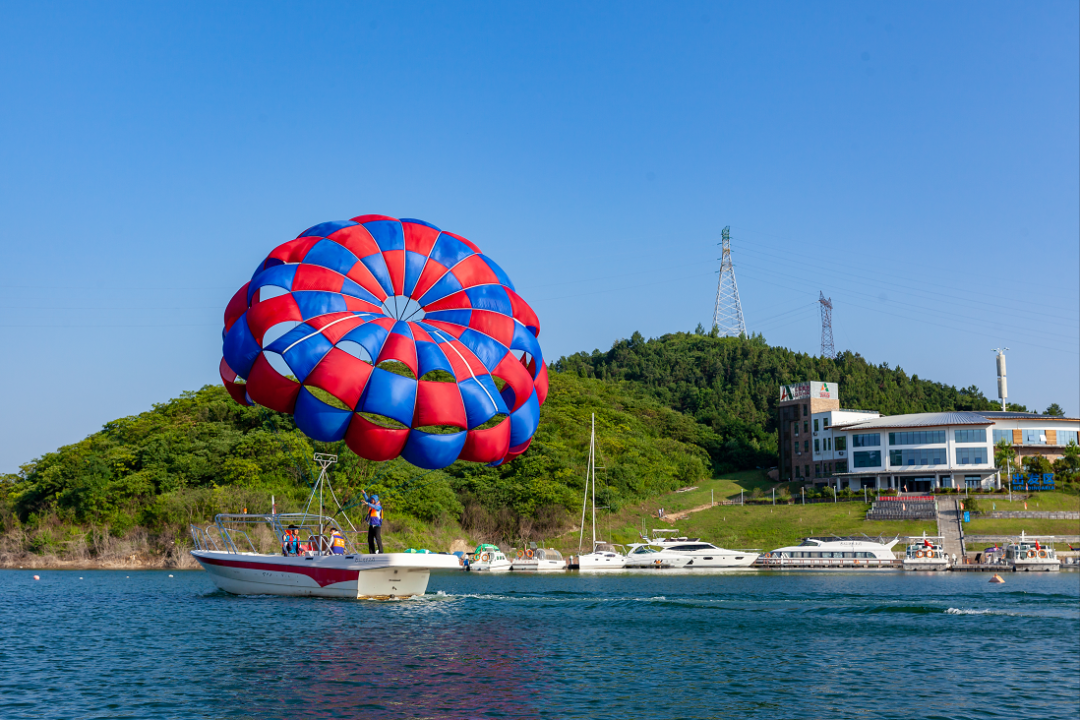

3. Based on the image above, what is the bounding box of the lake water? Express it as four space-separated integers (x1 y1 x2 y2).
3 568 1078 719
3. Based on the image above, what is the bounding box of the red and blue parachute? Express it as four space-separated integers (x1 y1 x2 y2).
219 215 547 469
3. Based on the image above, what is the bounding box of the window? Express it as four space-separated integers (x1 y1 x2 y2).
992 429 1012 445
814 419 820 432
804 440 809 451
954 428 987 443
835 460 848 473
1023 429 1045 445
956 447 987 465
889 448 947 466
826 438 832 451
853 451 881 468
835 437 847 451
823 417 830 428
814 439 820 452
965 475 982 488
804 422 809 433
888 430 946 445
815 464 821 475
794 422 799 436
1058 430 1078 446
803 404 808 417
804 465 810 477
852 433 881 447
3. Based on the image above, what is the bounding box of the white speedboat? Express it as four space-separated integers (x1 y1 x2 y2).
511 546 567 572
1005 532 1060 572
577 542 628 570
467 543 512 572
760 536 901 569
646 531 758 568
903 534 951 571
190 513 459 598
624 543 692 569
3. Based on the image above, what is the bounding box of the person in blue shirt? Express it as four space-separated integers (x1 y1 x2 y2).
363 492 384 554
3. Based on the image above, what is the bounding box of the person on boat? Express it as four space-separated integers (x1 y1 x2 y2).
330 526 347 555
363 492 384 554
281 525 300 556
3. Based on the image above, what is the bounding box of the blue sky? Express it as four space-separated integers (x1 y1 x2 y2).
1 2 1077 473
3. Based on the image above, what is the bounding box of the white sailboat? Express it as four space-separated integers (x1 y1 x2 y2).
576 413 628 570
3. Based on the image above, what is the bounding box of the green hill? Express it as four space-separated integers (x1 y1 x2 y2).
0 331 1032 564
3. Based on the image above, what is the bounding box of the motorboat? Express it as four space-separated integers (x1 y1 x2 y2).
759 536 901 569
623 543 692 569
467 543 512 572
1005 532 1060 572
646 530 758 568
511 545 567 572
902 533 951 571
576 542 628 570
189 454 459 598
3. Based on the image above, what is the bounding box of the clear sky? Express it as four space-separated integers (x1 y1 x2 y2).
1 1 1077 473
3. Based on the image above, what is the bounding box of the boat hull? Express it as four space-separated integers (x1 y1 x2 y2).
1011 560 1060 572
192 551 460 598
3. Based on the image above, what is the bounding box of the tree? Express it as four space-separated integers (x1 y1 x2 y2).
1043 403 1066 417
1052 442 1080 483
994 440 1016 479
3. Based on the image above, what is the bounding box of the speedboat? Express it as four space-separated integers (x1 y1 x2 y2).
190 512 459 598
1005 532 1060 572
511 546 567 572
902 533 951 571
576 542 628 570
623 543 692 569
467 543 512 572
646 532 758 568
760 536 901 569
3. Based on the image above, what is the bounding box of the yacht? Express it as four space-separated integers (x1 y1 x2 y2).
511 546 567 572
624 543 692 569
902 534 951 571
1004 532 1060 572
761 536 901 569
467 543 512 572
577 542 628 570
646 530 758 568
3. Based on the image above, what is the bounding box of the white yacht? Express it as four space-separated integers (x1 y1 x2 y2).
511 546 567 572
902 534 951 571
1005 532 1060 572
467 543 512 572
646 530 758 568
577 542 628 570
761 536 901 569
624 543 692 569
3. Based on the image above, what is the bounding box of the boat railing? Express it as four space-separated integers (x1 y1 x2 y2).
190 525 220 552
190 513 361 556
756 556 901 569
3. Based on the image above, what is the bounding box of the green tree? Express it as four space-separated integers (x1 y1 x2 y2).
1043 403 1066 417
994 440 1016 480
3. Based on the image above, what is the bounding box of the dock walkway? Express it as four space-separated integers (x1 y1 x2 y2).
936 498 964 560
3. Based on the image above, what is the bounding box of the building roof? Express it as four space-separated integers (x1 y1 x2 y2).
977 411 1080 422
831 411 992 431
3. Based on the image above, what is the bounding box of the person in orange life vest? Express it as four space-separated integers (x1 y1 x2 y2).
363 492 384 554
281 525 300 556
330 526 347 555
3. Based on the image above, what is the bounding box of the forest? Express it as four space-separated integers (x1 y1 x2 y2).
1 330 1068 560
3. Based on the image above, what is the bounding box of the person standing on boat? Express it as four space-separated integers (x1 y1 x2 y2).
363 492 384 554
281 525 300 556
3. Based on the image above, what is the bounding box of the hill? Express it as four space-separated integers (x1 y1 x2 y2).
0 331 1020 564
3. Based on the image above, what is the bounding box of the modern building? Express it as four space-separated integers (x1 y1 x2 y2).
777 381 1079 491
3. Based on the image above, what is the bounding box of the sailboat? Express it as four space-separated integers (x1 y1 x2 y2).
575 413 628 570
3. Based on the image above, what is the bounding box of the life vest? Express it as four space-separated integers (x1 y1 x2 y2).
331 533 346 549
282 533 298 553
368 505 382 526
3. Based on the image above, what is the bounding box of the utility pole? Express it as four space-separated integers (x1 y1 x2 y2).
712 226 747 337
819 292 835 359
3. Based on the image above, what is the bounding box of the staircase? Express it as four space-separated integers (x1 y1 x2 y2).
866 495 937 521
936 497 965 559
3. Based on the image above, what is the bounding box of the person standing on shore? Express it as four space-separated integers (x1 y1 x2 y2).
363 492 384 554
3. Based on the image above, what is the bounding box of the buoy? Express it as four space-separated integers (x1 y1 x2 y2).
168 574 174 577
989 574 1005 584
33 575 40 580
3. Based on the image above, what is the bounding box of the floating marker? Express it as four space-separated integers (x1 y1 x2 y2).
33 575 40 580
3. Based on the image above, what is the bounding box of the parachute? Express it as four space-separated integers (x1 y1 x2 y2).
219 214 547 469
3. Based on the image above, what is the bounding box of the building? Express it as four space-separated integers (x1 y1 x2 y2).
777 381 1079 491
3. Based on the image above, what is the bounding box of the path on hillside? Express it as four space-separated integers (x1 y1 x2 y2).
936 497 964 559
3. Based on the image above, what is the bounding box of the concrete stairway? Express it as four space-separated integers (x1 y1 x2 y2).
936 497 965 559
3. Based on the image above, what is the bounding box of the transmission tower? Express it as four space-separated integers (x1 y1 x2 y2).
819 291 835 359
712 226 747 337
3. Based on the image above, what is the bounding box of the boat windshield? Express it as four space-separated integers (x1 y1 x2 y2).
629 545 658 555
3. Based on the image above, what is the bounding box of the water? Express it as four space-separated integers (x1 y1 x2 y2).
3 569 1078 720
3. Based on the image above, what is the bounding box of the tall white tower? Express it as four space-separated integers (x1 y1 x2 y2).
712 226 747 337
993 348 1009 411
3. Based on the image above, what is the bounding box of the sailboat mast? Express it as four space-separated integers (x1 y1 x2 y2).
591 413 596 549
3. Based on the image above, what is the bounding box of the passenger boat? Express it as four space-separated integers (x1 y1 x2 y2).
759 536 901 569
624 543 692 569
189 454 459 598
902 534 951 571
646 530 758 568
1005 532 1060 572
576 542 628 570
511 545 567 572
467 543 512 572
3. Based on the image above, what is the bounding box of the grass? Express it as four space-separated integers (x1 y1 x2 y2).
971 492 1079 513
963 517 1080 539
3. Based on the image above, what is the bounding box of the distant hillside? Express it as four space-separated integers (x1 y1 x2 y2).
554 329 1006 469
